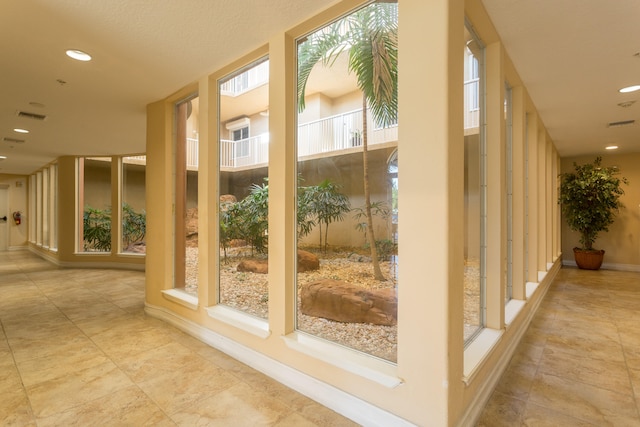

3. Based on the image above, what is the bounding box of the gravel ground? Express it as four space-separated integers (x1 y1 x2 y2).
184 247 480 362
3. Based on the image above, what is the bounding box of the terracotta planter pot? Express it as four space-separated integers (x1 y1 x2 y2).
573 248 605 270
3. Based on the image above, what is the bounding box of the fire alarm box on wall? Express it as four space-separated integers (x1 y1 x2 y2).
12 211 21 225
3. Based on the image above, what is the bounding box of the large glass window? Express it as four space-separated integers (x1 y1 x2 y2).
295 1 398 362
49 163 58 250
78 157 112 253
175 96 199 294
29 174 36 243
218 57 270 319
122 156 146 254
42 167 49 247
463 25 486 342
36 171 42 246
505 83 513 303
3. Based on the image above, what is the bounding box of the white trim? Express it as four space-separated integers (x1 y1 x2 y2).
144 303 413 427
282 331 402 388
537 270 547 282
504 299 525 326
525 281 539 299
162 289 198 310
206 305 270 339
463 328 503 381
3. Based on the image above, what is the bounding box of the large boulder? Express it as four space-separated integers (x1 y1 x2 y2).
237 258 268 274
301 279 397 326
236 250 320 274
297 249 320 272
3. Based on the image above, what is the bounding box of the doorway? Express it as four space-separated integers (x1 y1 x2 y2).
0 186 8 251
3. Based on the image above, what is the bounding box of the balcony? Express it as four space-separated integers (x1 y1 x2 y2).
178 89 478 170
464 78 480 133
182 108 398 171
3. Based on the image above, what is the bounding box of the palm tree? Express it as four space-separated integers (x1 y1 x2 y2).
297 2 398 280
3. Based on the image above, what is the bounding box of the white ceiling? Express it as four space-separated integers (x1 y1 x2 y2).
1 0 638 175
482 0 640 157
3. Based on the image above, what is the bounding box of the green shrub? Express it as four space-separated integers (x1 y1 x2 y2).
83 203 146 252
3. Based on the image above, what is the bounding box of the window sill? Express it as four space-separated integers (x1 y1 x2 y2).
282 331 402 388
205 305 270 339
161 288 198 310
117 252 146 257
463 328 503 383
505 299 525 326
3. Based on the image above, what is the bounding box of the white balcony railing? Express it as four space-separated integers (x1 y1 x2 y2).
182 108 399 171
180 93 481 170
220 134 269 168
220 61 269 97
298 108 397 157
464 79 480 130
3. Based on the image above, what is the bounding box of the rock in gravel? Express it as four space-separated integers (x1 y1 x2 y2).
301 278 397 326
236 250 319 274
237 258 269 274
297 250 320 272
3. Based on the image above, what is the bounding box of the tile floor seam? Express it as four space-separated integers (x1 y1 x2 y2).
609 286 640 422
1 317 38 423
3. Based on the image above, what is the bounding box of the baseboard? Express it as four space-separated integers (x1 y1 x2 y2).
562 259 640 272
144 303 414 427
28 246 145 271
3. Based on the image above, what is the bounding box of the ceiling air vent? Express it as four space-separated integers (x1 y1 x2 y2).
16 110 47 121
607 119 635 128
3 137 25 143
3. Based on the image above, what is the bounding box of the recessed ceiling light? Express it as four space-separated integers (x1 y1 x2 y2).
605 145 619 150
619 85 640 93
65 49 92 62
13 128 29 134
0 156 6 160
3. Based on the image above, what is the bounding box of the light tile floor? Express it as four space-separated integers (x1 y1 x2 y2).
478 266 640 426
0 251 357 426
4 250 639 426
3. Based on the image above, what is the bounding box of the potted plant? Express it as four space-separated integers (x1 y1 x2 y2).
558 156 628 270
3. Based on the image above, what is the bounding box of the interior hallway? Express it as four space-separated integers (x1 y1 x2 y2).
2 250 640 426
0 251 356 426
478 266 640 426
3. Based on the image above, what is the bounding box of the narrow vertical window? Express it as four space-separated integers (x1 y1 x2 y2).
42 167 49 248
36 171 42 246
505 83 513 302
122 156 146 254
29 174 36 243
464 25 486 342
296 1 398 362
175 96 199 294
49 163 58 250
78 157 113 253
218 57 270 318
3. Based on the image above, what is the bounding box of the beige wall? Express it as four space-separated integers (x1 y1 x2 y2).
144 0 562 425
561 153 640 269
0 174 28 249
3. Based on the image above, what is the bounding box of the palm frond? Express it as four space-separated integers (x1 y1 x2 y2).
297 23 348 112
